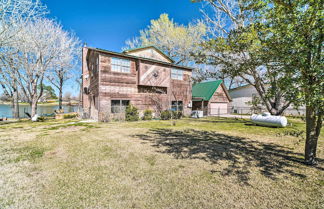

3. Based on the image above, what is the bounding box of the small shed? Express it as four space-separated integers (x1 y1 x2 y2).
192 80 232 116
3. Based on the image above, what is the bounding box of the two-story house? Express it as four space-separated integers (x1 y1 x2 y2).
82 46 193 121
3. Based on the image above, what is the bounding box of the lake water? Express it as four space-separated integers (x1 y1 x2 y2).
0 104 79 118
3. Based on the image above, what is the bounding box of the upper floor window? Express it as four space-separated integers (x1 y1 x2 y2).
111 57 131 73
171 68 183 80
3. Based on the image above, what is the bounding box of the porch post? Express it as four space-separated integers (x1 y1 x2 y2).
201 100 204 116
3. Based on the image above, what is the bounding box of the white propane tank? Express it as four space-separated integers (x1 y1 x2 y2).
251 112 287 127
191 110 204 118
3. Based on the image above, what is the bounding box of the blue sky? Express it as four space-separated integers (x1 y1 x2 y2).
42 0 204 96
45 0 203 52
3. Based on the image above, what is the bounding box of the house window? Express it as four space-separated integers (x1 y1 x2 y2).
171 101 183 111
111 57 131 73
171 68 183 80
111 100 130 113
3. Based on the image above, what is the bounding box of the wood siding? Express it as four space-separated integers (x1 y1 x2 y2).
209 84 230 103
82 47 192 121
208 84 230 115
125 48 172 63
82 48 100 120
138 61 170 87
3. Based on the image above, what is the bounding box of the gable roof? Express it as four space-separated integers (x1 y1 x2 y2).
123 45 175 63
192 80 232 101
192 80 223 101
86 47 193 71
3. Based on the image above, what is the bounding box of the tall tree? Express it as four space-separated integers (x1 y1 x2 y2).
0 0 46 47
0 54 20 118
248 0 323 164
46 31 81 110
125 13 207 65
196 0 323 164
13 18 66 117
191 0 247 89
193 0 294 115
0 0 46 118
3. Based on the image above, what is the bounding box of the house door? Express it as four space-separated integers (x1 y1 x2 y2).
210 103 228 115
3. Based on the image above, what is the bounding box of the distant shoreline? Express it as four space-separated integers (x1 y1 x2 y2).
0 101 80 106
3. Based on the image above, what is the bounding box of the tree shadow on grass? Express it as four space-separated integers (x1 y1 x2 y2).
186 118 248 124
134 129 323 184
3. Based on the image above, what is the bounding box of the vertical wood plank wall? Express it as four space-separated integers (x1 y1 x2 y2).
83 48 192 121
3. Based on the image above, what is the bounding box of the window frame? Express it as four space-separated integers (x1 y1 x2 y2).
171 101 183 111
111 100 130 113
171 68 184 80
111 57 131 73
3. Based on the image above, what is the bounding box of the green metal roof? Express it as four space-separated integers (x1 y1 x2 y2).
192 80 223 101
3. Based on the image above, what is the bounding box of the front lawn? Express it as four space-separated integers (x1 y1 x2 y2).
0 117 323 208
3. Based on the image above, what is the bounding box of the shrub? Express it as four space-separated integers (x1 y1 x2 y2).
172 111 183 119
125 105 139 121
63 113 78 119
37 116 45 122
143 109 153 120
160 110 172 120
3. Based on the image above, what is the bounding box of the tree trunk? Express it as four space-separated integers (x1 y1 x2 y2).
30 98 38 118
12 86 19 119
252 82 290 116
58 83 63 110
304 105 322 165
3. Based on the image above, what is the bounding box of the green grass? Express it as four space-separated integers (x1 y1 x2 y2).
13 146 46 163
0 117 322 209
44 122 97 131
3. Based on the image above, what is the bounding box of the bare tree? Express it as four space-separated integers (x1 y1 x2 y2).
199 0 246 38
0 92 10 101
0 0 46 118
194 0 294 115
47 31 81 110
63 91 72 103
13 18 66 117
189 0 246 89
0 54 20 118
0 0 46 47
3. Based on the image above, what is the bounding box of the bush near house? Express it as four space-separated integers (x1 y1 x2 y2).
126 105 139 121
160 110 172 120
160 110 182 120
143 109 153 120
172 111 182 119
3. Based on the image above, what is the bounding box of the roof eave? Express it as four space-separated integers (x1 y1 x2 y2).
221 83 233 102
86 47 193 71
192 97 206 101
123 45 175 64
